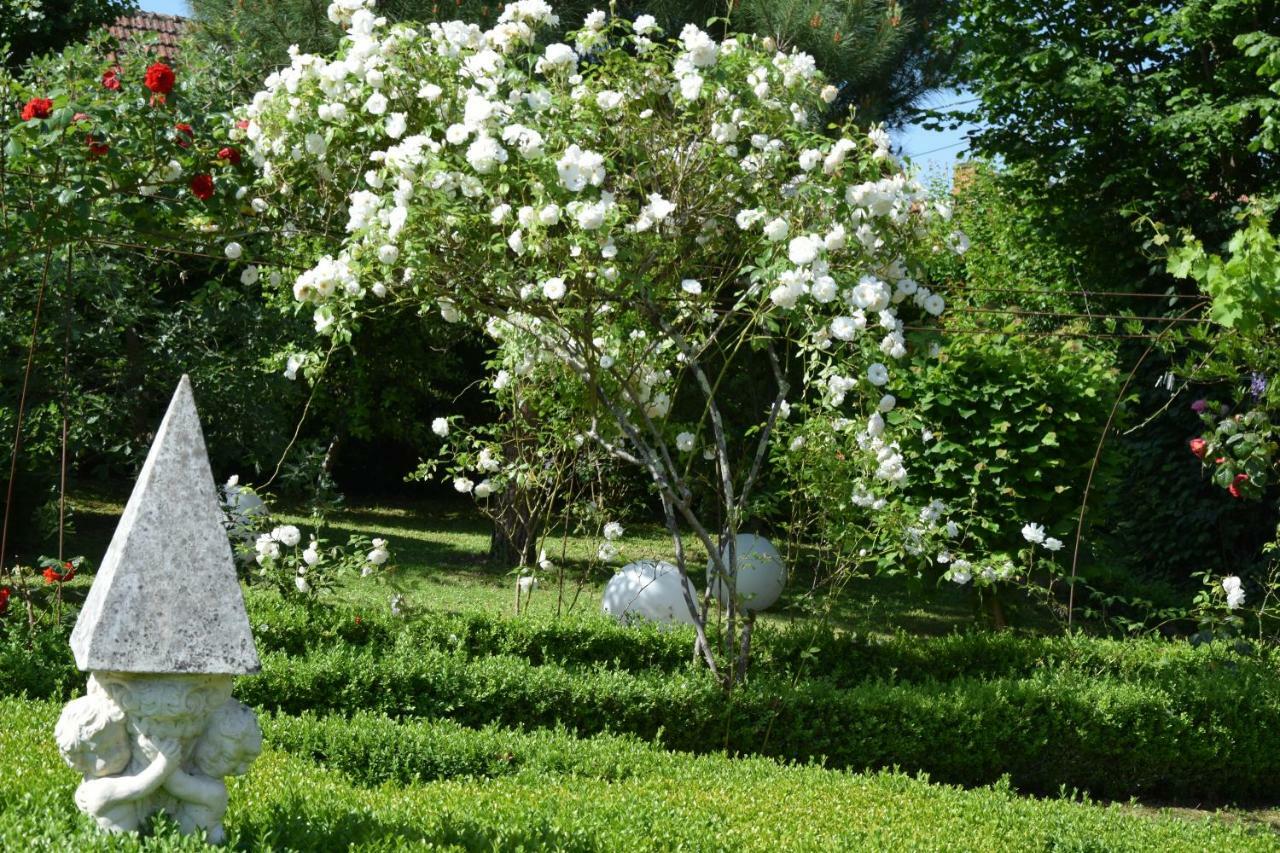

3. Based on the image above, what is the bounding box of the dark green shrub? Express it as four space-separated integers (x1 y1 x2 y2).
235 635 1280 802
245 590 694 671
245 591 1278 687
0 625 79 699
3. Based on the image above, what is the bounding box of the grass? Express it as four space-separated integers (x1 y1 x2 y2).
50 490 999 635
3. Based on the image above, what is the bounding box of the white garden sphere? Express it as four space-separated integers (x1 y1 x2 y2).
602 560 698 629
706 534 787 612
221 484 266 540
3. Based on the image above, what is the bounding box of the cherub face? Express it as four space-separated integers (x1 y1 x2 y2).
80 725 131 776
195 740 254 778
193 701 262 778
55 694 130 777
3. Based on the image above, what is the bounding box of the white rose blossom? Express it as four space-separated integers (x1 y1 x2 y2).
1223 576 1246 610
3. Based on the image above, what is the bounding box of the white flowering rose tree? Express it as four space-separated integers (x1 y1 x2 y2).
238 0 966 682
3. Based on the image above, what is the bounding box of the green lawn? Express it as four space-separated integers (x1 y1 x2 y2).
56 491 994 634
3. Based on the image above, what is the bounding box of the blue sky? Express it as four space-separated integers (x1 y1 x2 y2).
138 0 976 178
139 0 190 15
892 88 978 184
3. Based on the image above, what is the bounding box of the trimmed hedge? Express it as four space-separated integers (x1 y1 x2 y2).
260 709 679 786
12 591 1271 702
3 698 1273 851
245 589 695 671
9 596 1280 802
233 638 1280 802
242 592 1280 687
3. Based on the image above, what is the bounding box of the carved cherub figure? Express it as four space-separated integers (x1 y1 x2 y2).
55 677 260 844
54 688 175 834
166 699 262 844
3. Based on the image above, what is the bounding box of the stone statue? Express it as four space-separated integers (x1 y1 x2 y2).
58 377 262 843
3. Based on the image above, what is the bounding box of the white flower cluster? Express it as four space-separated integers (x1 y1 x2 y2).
254 524 300 564
242 1 967 511
1222 575 1245 610
1020 522 1063 552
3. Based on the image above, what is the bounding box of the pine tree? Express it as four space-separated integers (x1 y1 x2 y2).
187 0 948 125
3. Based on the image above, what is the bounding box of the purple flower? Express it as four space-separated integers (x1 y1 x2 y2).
1191 398 1209 414
1249 372 1267 400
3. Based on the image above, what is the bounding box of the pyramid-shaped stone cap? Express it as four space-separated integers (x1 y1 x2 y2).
71 376 260 674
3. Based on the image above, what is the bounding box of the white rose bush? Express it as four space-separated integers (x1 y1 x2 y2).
238 0 967 681
222 478 396 600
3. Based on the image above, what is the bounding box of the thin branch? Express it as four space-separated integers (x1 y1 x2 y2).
0 251 53 577
737 343 790 515
260 339 338 490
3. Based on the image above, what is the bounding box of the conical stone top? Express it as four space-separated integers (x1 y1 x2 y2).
70 376 260 674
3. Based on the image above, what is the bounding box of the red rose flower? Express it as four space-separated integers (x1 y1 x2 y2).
144 62 175 95
1189 438 1207 459
236 119 250 130
217 146 242 165
174 122 194 148
190 174 214 200
43 561 76 583
86 135 109 157
0 586 9 615
102 69 121 90
1214 457 1226 465
20 97 53 121
1229 473 1250 499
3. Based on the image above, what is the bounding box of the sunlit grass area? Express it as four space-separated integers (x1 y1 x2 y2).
55 488 1007 634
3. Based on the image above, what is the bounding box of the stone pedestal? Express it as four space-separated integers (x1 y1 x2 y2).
57 376 261 843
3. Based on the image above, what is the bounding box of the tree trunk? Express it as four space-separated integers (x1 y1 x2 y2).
986 589 1008 631
487 482 539 568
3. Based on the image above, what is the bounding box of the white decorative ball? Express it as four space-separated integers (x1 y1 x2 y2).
602 560 698 628
706 533 787 611
221 484 267 547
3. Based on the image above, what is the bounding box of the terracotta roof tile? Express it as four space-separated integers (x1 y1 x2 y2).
107 11 188 60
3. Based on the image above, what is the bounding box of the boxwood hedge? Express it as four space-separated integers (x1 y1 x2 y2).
229 638 1280 801
2 698 1273 852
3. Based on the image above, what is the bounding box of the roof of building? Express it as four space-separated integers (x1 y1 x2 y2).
107 11 187 60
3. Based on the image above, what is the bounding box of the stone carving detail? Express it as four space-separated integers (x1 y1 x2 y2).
58 377 262 842
56 674 261 843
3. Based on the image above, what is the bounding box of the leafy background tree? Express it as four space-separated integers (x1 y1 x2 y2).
188 0 951 126
921 0 1280 597
0 0 135 69
939 0 1278 270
